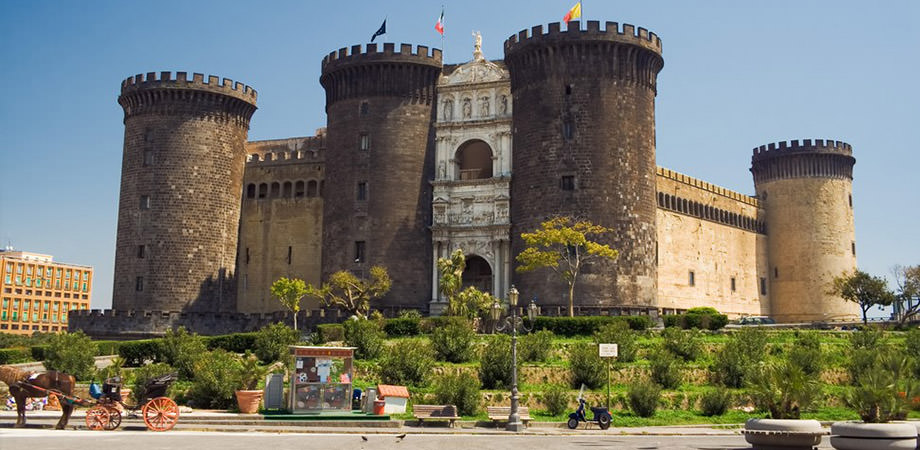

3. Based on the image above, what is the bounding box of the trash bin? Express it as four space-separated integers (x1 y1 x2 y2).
373 399 385 416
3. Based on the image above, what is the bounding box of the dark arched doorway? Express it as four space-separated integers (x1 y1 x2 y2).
462 255 493 294
455 140 493 180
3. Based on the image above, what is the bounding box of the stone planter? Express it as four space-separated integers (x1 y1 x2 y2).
742 418 825 450
235 390 263 414
830 422 918 450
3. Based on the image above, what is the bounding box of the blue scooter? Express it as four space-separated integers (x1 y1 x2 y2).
567 397 612 430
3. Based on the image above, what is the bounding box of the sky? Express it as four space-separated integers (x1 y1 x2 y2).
0 1 917 311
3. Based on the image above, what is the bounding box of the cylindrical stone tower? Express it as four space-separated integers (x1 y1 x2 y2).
751 139 859 322
505 21 664 311
113 71 257 312
320 43 442 310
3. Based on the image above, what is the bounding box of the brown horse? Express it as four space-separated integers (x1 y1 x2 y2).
1 366 76 429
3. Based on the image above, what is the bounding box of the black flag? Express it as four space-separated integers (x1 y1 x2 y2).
371 19 386 42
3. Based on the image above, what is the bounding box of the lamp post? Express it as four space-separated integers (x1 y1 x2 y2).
491 285 537 432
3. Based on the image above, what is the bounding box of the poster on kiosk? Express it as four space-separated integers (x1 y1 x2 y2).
289 346 355 413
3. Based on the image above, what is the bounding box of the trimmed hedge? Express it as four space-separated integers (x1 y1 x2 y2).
420 316 452 334
207 332 258 353
383 318 421 337
663 308 728 330
530 316 652 337
118 340 163 367
314 324 345 343
0 347 33 364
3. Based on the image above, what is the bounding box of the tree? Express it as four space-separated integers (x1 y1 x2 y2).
831 270 896 325
305 266 391 319
436 249 494 319
892 265 920 325
515 216 619 317
270 277 307 330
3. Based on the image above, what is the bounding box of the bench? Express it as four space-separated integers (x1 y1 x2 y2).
412 404 460 427
487 406 531 427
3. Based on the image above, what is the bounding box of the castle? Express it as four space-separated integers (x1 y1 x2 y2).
70 20 860 337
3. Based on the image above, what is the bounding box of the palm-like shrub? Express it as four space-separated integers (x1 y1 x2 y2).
747 359 820 419
787 331 823 377
846 350 917 423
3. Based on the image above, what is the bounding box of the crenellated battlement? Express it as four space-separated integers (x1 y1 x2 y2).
752 139 852 161
120 71 257 105
321 43 442 73
504 20 662 56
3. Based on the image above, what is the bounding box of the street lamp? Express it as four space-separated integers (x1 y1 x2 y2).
491 285 537 432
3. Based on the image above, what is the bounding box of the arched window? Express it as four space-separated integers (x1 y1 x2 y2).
246 184 256 199
455 139 493 180
307 180 318 197
282 181 292 197
270 182 280 198
258 183 268 199
264 153 272 161
294 181 305 197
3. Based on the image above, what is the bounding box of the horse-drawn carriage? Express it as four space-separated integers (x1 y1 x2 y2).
85 373 179 432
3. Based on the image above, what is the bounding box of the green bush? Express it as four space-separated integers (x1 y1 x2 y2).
160 327 208 380
531 316 650 337
118 340 163 367
419 316 451 334
130 362 176 404
568 342 605 389
0 333 30 348
711 328 767 388
664 307 728 330
383 318 421 337
661 327 703 361
846 350 916 423
906 328 920 360
628 380 661 418
748 359 820 419
207 332 258 353
541 384 570 416
433 370 481 416
519 329 555 362
479 335 515 389
648 349 682 389
699 388 732 416
42 331 97 380
593 321 638 362
94 340 121 356
185 349 243 409
0 347 33 364
788 331 824 376
344 319 385 360
430 317 476 363
849 326 883 350
379 339 434 386
314 323 344 343
30 345 46 361
253 322 298 364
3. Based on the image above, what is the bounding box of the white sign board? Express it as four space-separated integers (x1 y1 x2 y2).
599 343 618 358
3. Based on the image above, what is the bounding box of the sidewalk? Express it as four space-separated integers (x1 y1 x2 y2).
0 409 743 436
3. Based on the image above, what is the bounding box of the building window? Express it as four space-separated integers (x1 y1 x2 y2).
295 181 305 197
565 84 573 95
560 175 575 191
287 246 292 265
137 245 146 259
354 241 366 263
848 193 852 208
357 182 367 201
139 195 150 210
563 121 574 140
760 277 767 295
245 247 250 265
730 277 736 292
135 276 144 292
851 242 856 256
360 133 370 151
774 267 778 279
246 184 256 199
688 271 695 287
143 150 154 166
360 101 369 116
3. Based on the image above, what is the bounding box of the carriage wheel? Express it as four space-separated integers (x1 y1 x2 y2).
85 405 110 431
104 407 122 430
141 397 179 432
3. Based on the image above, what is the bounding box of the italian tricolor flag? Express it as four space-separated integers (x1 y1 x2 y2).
563 2 582 22
435 9 444 35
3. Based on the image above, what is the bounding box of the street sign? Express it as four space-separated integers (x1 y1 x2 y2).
599 343 618 358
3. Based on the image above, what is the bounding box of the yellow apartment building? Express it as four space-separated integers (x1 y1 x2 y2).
0 250 92 335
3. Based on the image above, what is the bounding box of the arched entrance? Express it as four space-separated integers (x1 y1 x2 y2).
455 140 494 180
462 255 493 294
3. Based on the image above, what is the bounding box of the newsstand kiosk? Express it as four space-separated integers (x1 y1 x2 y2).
289 346 355 413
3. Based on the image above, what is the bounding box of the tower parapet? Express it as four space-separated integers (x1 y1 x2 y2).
751 138 858 322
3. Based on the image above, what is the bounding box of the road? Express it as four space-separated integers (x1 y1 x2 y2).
0 427 836 450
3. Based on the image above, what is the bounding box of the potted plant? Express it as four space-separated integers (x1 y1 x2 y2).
235 351 271 414
830 351 918 450
742 360 826 450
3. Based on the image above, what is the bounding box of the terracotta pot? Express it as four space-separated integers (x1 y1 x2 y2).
235 390 263 414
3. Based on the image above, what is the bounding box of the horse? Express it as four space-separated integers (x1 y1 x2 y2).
0 366 76 429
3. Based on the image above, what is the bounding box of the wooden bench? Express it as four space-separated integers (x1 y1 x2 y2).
412 404 460 427
487 406 532 427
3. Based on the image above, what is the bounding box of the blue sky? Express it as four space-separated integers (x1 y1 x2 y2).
1 1 917 310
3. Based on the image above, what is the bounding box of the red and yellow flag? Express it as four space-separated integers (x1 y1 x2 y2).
563 2 582 22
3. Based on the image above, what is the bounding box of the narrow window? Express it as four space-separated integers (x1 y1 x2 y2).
354 241 366 263
560 175 575 191
307 180 317 197
258 183 268 198
360 101 369 116
357 182 367 201
360 133 370 151
135 276 144 292
137 245 146 259
774 267 779 279
565 84 573 95
730 277 736 292
270 182 280 198
760 277 767 295
848 193 852 208
287 246 292 265
245 247 250 265
851 241 856 256
295 181 305 197
563 121 574 140
139 195 150 210
246 184 255 199
283 181 292 197
688 271 695 287
143 150 154 166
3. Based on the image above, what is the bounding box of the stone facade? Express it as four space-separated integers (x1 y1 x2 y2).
70 21 862 337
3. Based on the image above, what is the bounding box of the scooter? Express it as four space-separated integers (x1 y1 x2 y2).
567 397 612 430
